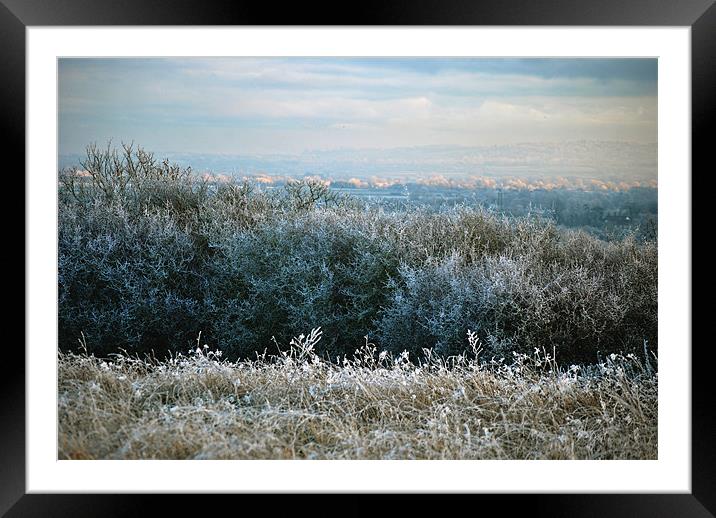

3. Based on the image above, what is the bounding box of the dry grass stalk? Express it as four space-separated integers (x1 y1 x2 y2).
59 330 657 460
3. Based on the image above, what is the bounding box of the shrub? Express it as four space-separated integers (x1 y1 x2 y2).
376 235 656 364
58 144 657 365
58 201 206 356
205 212 399 359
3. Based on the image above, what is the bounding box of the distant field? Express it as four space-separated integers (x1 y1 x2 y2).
58 333 657 460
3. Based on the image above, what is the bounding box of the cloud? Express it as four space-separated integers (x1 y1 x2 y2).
216 94 434 121
58 57 658 164
170 58 656 98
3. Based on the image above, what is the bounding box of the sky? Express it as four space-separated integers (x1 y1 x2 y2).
58 57 657 183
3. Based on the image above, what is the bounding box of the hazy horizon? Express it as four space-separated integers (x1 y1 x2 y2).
59 57 657 185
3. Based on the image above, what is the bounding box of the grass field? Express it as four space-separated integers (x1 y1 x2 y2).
58 329 657 460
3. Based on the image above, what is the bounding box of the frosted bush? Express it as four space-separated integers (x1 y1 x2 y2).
58 144 657 365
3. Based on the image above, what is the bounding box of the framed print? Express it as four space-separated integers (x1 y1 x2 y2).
6 0 712 514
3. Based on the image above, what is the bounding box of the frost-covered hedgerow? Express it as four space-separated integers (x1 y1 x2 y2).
58 144 657 365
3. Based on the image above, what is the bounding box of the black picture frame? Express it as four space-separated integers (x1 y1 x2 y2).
5 0 712 514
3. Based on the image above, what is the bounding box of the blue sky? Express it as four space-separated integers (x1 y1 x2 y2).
58 57 657 180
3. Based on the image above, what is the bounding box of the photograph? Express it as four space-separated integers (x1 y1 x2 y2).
6 1 707 509
56 56 659 461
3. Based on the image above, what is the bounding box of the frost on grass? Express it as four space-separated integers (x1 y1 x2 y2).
59 330 657 460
